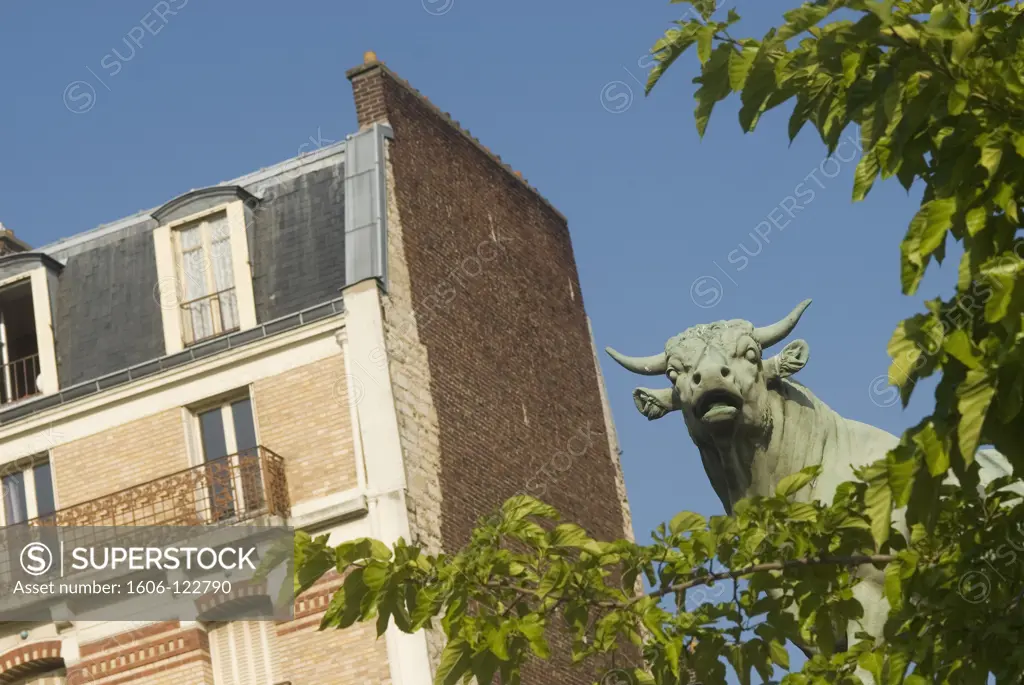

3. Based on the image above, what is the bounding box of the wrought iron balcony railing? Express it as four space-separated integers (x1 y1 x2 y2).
0 448 289 607
180 288 240 345
1 353 40 406
25 446 289 529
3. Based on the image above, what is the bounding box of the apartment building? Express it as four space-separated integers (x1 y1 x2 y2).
0 54 634 685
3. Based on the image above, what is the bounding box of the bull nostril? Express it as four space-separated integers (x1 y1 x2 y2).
721 366 730 377
692 372 701 385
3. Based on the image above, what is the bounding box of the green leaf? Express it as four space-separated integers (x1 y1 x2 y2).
738 50 778 132
918 197 957 257
362 562 389 591
697 24 715 65
788 94 814 142
487 623 511 660
694 43 734 137
787 502 817 522
887 318 924 393
865 466 893 547
957 367 996 460
501 495 558 523
669 511 707 535
853 150 880 202
944 329 981 369
913 422 949 477
884 557 903 611
769 639 790 669
728 44 758 91
776 465 820 498
887 452 918 507
320 567 370 630
777 3 832 40
434 638 471 685
647 23 701 94
887 651 910 685
841 50 862 88
979 144 1003 178
947 80 969 115
980 257 1023 322
965 206 987 236
992 182 1019 222
951 28 978 63
519 615 550 658
295 533 336 596
537 559 571 599
549 523 592 549
858 650 885 684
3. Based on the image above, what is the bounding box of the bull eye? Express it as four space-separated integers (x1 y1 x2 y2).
744 348 759 363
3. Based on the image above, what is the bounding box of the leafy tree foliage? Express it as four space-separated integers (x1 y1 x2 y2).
289 1 1024 682
646 0 1024 550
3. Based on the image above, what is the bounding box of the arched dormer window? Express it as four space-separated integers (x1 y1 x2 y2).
151 187 259 353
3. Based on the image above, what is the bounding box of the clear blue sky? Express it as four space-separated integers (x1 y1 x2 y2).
2 0 954 673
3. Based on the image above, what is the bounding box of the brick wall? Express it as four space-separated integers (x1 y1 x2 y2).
252 353 359 504
275 581 392 684
348 59 635 684
373 150 448 669
51 409 188 509
71 622 214 685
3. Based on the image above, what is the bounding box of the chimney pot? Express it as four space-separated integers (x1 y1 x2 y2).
0 223 31 255
363 50 378 64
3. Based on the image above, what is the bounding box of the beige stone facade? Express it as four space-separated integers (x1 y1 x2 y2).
252 355 360 504
50 409 188 509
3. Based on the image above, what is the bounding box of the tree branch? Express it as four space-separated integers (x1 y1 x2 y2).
615 554 897 607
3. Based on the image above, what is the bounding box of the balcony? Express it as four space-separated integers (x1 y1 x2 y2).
0 277 42 407
26 446 289 528
0 448 290 612
1 353 40 406
181 288 240 346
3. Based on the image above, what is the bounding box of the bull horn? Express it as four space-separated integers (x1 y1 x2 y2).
605 347 668 376
752 299 812 349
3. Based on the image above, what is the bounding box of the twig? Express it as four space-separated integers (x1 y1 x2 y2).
615 553 897 608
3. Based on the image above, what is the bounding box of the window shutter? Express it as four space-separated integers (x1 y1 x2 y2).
209 621 277 685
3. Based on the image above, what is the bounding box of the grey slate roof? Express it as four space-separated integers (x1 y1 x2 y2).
19 142 348 391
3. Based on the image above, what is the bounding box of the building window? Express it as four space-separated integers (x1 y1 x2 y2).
194 396 262 522
153 191 258 355
0 456 55 526
209 620 278 685
175 212 240 345
0 279 42 406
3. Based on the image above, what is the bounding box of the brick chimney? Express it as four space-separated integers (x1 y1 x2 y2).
0 223 30 256
346 51 388 129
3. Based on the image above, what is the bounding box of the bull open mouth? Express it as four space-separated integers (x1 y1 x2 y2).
695 389 743 423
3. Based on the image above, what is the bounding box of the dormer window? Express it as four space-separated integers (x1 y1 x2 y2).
175 212 240 345
0 245 61 407
152 187 259 353
0 279 40 405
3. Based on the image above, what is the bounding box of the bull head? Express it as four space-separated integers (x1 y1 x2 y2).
606 300 812 425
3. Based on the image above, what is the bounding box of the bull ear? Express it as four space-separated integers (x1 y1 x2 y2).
765 339 810 382
632 387 678 421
